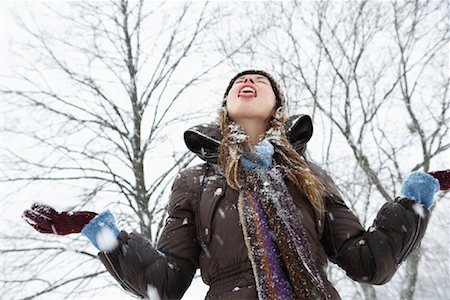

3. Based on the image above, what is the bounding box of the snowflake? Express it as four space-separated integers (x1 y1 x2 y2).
412 203 426 218
96 227 119 252
214 187 223 197
147 285 161 300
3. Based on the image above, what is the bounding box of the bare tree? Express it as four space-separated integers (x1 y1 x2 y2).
1 1 243 298
215 0 449 299
2 0 447 299
276 1 449 299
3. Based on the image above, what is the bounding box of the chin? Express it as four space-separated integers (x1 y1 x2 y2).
229 113 269 122
227 105 273 123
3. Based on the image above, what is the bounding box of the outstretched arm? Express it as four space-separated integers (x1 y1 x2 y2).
320 171 438 285
23 168 202 299
96 170 201 299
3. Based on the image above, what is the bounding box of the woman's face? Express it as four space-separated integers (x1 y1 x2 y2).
225 74 277 123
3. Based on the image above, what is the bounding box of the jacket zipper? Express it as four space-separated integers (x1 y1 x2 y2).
395 215 421 266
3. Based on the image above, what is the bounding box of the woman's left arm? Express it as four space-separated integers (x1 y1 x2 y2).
320 171 438 285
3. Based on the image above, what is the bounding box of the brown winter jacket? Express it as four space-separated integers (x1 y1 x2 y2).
98 115 429 300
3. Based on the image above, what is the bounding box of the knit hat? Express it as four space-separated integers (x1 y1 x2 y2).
222 70 286 109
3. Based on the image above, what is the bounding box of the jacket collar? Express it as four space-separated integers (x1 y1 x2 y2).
183 114 313 164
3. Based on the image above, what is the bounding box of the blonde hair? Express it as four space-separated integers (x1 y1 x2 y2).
217 107 325 214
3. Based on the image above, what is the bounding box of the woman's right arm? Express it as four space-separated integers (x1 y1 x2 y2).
96 169 202 299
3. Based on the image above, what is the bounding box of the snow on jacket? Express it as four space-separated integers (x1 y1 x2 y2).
98 115 429 299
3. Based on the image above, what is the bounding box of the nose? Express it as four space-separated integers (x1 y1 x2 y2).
243 76 254 84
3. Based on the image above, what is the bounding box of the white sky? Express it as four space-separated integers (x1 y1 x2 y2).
1 1 449 299
1 1 215 298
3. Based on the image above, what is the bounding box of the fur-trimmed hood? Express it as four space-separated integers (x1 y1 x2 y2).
183 114 313 164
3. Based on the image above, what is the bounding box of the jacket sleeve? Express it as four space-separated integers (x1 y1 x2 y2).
98 169 202 299
320 172 429 285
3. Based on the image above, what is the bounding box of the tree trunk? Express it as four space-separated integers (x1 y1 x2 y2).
400 249 421 300
361 283 376 300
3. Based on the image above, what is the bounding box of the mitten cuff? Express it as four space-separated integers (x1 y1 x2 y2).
81 210 120 251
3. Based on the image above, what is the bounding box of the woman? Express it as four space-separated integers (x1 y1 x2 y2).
24 70 442 300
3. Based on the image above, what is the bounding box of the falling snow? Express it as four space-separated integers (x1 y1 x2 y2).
121 244 129 256
328 212 334 221
136 251 143 262
214 234 224 246
147 285 161 300
214 187 223 197
201 244 211 258
96 227 119 252
412 203 426 218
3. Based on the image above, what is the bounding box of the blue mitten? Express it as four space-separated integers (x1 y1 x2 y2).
240 139 274 169
401 171 440 209
81 210 120 251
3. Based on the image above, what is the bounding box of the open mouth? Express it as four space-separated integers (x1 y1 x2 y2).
238 84 257 98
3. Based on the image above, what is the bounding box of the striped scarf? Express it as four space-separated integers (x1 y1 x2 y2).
238 167 330 300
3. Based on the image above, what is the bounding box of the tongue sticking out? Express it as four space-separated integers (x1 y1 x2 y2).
239 91 256 98
239 87 257 98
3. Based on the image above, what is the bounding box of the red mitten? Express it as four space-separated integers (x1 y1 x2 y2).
428 170 450 191
23 203 97 235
